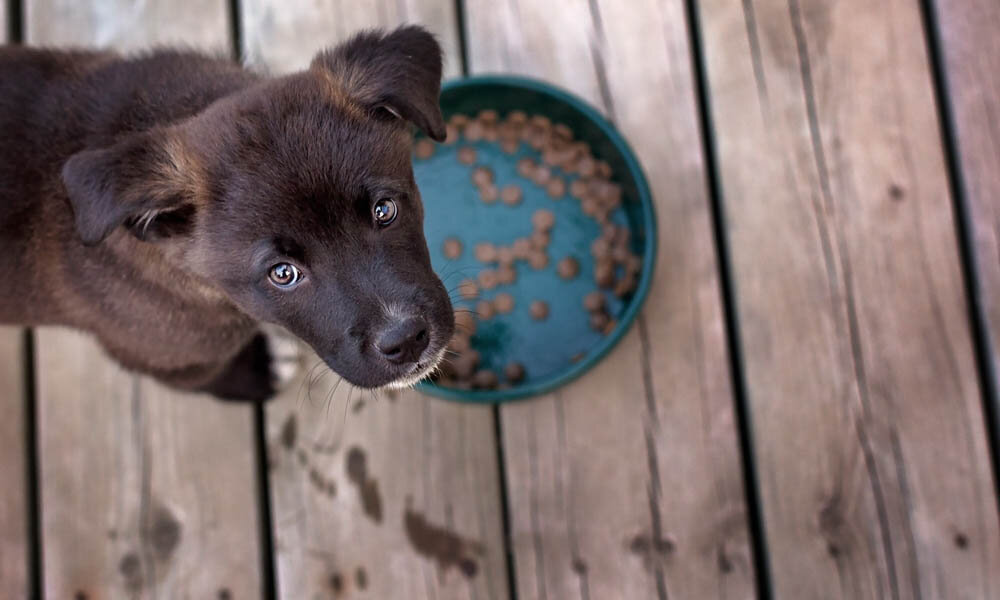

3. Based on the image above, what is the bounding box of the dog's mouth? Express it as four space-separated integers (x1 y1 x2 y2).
382 346 447 390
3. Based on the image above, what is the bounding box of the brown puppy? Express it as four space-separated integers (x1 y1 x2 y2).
0 26 455 401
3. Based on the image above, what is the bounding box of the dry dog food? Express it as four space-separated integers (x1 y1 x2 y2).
443 237 463 259
413 109 644 391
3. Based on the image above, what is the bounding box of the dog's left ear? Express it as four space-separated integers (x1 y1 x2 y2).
61 128 203 246
312 25 446 141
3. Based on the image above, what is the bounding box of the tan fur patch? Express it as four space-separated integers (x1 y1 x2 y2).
309 65 369 121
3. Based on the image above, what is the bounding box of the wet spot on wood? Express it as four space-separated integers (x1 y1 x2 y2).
827 542 841 557
217 588 232 600
571 557 588 574
628 533 675 571
888 184 905 201
404 503 484 578
356 566 368 589
346 447 383 523
145 502 181 561
107 528 117 540
74 591 88 600
280 414 297 450
717 547 733 573
329 572 343 593
352 399 365 413
119 552 143 593
955 532 969 549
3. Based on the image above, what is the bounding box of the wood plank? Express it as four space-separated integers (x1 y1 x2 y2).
465 1 755 598
238 2 510 598
0 326 28 600
27 1 263 597
698 0 1000 597
933 0 1000 399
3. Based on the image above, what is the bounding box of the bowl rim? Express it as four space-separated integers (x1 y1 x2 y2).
415 74 658 403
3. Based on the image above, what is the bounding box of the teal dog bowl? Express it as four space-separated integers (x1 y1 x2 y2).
415 76 656 403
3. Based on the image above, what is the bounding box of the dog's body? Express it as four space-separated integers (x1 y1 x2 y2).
0 28 454 400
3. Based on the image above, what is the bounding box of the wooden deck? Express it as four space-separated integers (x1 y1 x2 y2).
2 0 999 598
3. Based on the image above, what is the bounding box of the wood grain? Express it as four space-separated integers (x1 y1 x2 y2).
239 2 509 598
932 0 1000 391
27 1 263 597
0 327 28 600
698 0 1000 597
465 0 755 597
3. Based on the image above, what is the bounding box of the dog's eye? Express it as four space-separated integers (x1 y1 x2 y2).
268 263 301 288
373 198 397 226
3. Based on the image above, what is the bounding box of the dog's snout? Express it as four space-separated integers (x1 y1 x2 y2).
376 317 430 364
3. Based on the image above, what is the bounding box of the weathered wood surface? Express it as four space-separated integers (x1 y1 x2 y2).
0 328 28 600
698 0 1000 597
239 2 509 598
933 0 1000 386
465 1 755 598
27 1 263 597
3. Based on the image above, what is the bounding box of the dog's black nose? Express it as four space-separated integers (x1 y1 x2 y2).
376 317 430 364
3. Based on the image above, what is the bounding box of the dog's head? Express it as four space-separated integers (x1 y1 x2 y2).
60 26 455 389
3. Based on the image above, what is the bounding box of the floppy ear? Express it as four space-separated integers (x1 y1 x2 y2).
311 25 446 141
61 128 202 246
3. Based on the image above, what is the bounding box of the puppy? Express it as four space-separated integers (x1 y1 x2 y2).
0 26 455 401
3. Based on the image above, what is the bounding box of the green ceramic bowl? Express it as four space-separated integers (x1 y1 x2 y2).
415 76 656 403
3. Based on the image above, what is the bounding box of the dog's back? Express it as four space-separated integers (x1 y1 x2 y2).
0 47 256 324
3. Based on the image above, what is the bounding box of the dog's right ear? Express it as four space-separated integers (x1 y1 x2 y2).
61 128 203 246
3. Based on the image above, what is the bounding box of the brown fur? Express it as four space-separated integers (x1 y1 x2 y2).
0 27 454 400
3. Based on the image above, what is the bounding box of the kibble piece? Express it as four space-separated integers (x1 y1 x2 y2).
512 238 533 259
501 184 523 206
612 244 631 264
553 123 573 141
594 259 616 288
583 291 605 312
532 165 553 185
603 318 618 336
529 252 549 270
464 121 484 141
546 177 566 199
532 209 555 232
478 269 499 290
476 300 496 320
504 362 526 383
475 242 498 263
478 109 500 123
457 146 477 165
517 157 536 178
472 166 494 187
625 254 642 274
530 230 551 250
557 256 580 280
570 351 586 363
497 246 516 266
494 292 515 314
448 334 471 353
614 274 637 298
472 369 499 389
458 279 479 300
483 124 499 142
570 178 590 198
596 160 613 179
497 265 517 285
444 123 459 145
581 197 600 217
507 110 528 125
591 237 611 259
414 138 435 159
530 300 550 321
590 311 610 332
442 237 463 259
577 156 597 177
500 139 519 154
454 354 478 379
530 114 552 129
479 183 499 204
454 310 477 335
448 113 470 128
